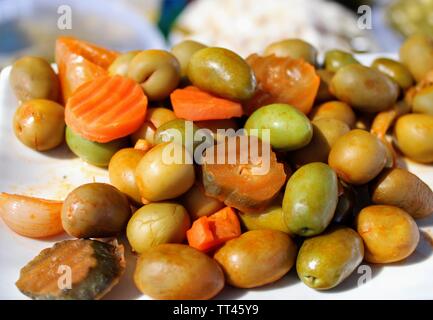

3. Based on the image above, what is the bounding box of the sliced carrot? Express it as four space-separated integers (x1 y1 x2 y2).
187 207 241 252
171 86 243 121
55 36 119 102
65 75 148 143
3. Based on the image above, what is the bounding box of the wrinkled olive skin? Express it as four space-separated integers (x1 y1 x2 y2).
356 205 419 263
245 103 313 151
331 64 399 113
315 69 335 103
324 49 359 73
108 51 140 77
214 230 296 288
311 101 356 128
400 34 433 82
296 227 364 290
13 99 65 151
66 126 127 167
412 86 433 115
61 183 131 238
329 129 387 185
10 56 59 103
171 40 207 77
108 148 146 203
238 204 291 234
371 168 433 219
291 118 350 165
127 203 190 253
283 162 338 237
371 57 414 90
393 113 433 163
188 47 256 101
135 142 195 201
134 244 224 300
264 39 317 65
181 183 224 220
131 107 177 144
128 50 180 101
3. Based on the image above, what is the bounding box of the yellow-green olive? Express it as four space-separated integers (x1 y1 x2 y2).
10 56 59 103
371 57 414 90
181 183 224 220
238 203 291 234
108 51 140 76
324 49 359 73
264 39 317 65
315 69 335 103
128 50 181 101
400 33 433 82
310 101 356 128
171 40 207 77
412 86 433 115
393 113 433 163
13 99 65 151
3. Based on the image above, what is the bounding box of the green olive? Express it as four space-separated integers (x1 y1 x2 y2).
181 183 224 220
65 126 127 167
412 86 433 115
127 203 190 253
108 148 146 203
135 142 195 201
310 101 356 128
171 40 207 77
371 57 414 90
238 203 291 234
188 47 256 100
10 56 59 103
393 113 433 163
330 64 399 113
264 39 317 65
400 34 433 82
108 51 140 76
13 99 65 151
328 129 387 185
315 69 335 103
324 49 360 73
61 183 131 238
128 50 181 101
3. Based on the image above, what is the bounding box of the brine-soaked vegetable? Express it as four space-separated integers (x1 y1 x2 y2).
310 101 356 128
202 135 286 213
16 239 125 300
400 34 433 82
171 40 207 78
108 51 140 77
324 49 360 73
264 39 317 65
371 57 414 90
181 183 225 220
238 202 291 234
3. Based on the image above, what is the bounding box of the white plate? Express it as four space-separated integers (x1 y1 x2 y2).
1 54 433 300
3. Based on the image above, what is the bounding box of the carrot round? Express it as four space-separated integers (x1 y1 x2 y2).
171 86 243 121
65 75 148 143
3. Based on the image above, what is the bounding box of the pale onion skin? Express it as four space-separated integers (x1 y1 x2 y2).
0 193 63 238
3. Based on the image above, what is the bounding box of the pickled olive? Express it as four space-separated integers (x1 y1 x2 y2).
202 135 286 213
126 203 191 253
188 47 256 101
10 56 59 103
328 129 387 185
171 40 207 77
238 203 291 234
400 34 433 82
181 183 224 220
264 39 317 65
244 103 313 151
108 51 140 77
310 101 356 128
296 227 364 290
195 119 239 143
371 57 414 90
128 50 181 101
283 162 338 237
333 184 355 225
135 142 195 201
66 126 127 167
291 118 350 165
214 230 297 288
108 148 146 203
13 99 65 151
315 69 335 103
61 183 131 238
356 205 419 264
130 107 177 144
371 168 433 219
324 49 360 73
134 244 224 300
412 86 433 115
393 113 433 163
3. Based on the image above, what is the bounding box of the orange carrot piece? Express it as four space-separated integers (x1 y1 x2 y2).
171 86 243 121
65 75 148 143
187 207 241 252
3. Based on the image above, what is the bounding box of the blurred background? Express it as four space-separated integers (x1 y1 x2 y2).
0 0 432 68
